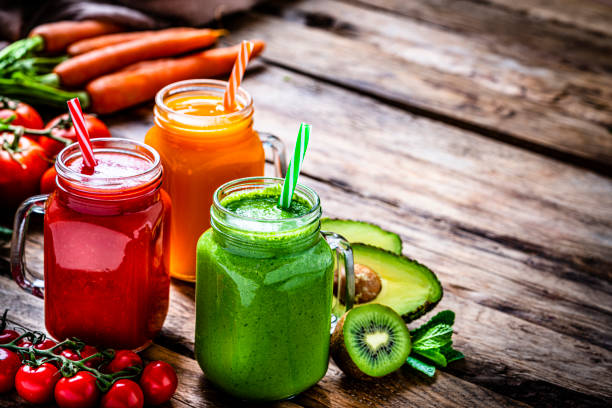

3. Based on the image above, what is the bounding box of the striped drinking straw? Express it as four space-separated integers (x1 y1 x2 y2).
278 123 311 209
67 97 97 169
223 40 254 111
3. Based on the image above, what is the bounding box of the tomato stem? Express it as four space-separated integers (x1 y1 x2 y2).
9 124 23 150
26 128 72 146
1 310 142 393
1 121 72 147
2 140 26 169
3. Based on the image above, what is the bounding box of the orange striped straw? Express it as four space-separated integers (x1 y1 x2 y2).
223 40 254 111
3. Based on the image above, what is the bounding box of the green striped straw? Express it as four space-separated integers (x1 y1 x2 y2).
278 123 311 209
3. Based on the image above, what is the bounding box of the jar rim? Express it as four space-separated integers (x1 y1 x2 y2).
154 79 253 125
213 177 321 226
211 177 323 256
55 138 162 191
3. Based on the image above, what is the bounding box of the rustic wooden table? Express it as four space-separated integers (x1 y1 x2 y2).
2 0 611 406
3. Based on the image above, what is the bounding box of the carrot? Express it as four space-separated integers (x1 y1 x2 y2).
55 29 225 87
29 20 123 54
86 40 265 114
68 32 153 56
67 27 196 56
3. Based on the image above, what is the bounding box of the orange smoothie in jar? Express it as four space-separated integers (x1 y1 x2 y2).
145 79 268 281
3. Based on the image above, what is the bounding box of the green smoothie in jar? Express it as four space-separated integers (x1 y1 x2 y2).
195 177 353 401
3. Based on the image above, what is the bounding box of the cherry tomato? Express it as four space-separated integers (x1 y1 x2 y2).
16 339 57 358
16 338 33 348
139 361 178 405
100 379 143 408
34 338 57 351
80 345 101 368
61 349 80 361
55 371 100 408
38 114 111 158
0 329 19 344
40 165 57 194
0 348 21 393
15 363 61 404
105 350 142 373
0 97 43 129
0 133 49 211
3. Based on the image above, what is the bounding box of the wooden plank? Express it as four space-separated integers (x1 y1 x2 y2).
145 345 531 408
102 64 612 353
349 0 612 75
226 0 612 167
0 274 532 408
472 0 612 37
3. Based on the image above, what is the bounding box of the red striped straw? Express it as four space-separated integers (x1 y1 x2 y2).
67 98 97 169
223 40 254 111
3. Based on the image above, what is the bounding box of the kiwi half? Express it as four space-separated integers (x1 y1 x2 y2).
331 304 411 380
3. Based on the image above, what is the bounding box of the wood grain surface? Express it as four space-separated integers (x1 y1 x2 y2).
239 0 612 169
1 0 611 407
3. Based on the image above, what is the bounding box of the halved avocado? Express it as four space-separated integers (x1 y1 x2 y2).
321 218 402 255
347 244 442 322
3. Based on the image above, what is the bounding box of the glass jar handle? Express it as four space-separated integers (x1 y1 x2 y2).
10 194 48 298
322 231 355 333
258 131 287 178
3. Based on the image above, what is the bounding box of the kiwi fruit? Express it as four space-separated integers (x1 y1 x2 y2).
330 304 411 380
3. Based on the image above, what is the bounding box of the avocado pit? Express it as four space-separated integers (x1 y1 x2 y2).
334 263 382 304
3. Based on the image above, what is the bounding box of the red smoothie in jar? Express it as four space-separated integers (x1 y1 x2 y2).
43 138 171 350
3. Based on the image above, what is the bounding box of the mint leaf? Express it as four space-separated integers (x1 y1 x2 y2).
413 348 447 367
404 310 464 376
431 310 455 326
410 310 455 339
406 356 436 377
411 324 453 350
440 343 464 363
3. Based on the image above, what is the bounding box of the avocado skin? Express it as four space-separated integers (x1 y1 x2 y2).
402 295 442 323
321 218 402 255
351 244 443 323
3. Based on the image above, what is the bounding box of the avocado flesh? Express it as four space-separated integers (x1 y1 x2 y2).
321 218 402 255
348 244 442 322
